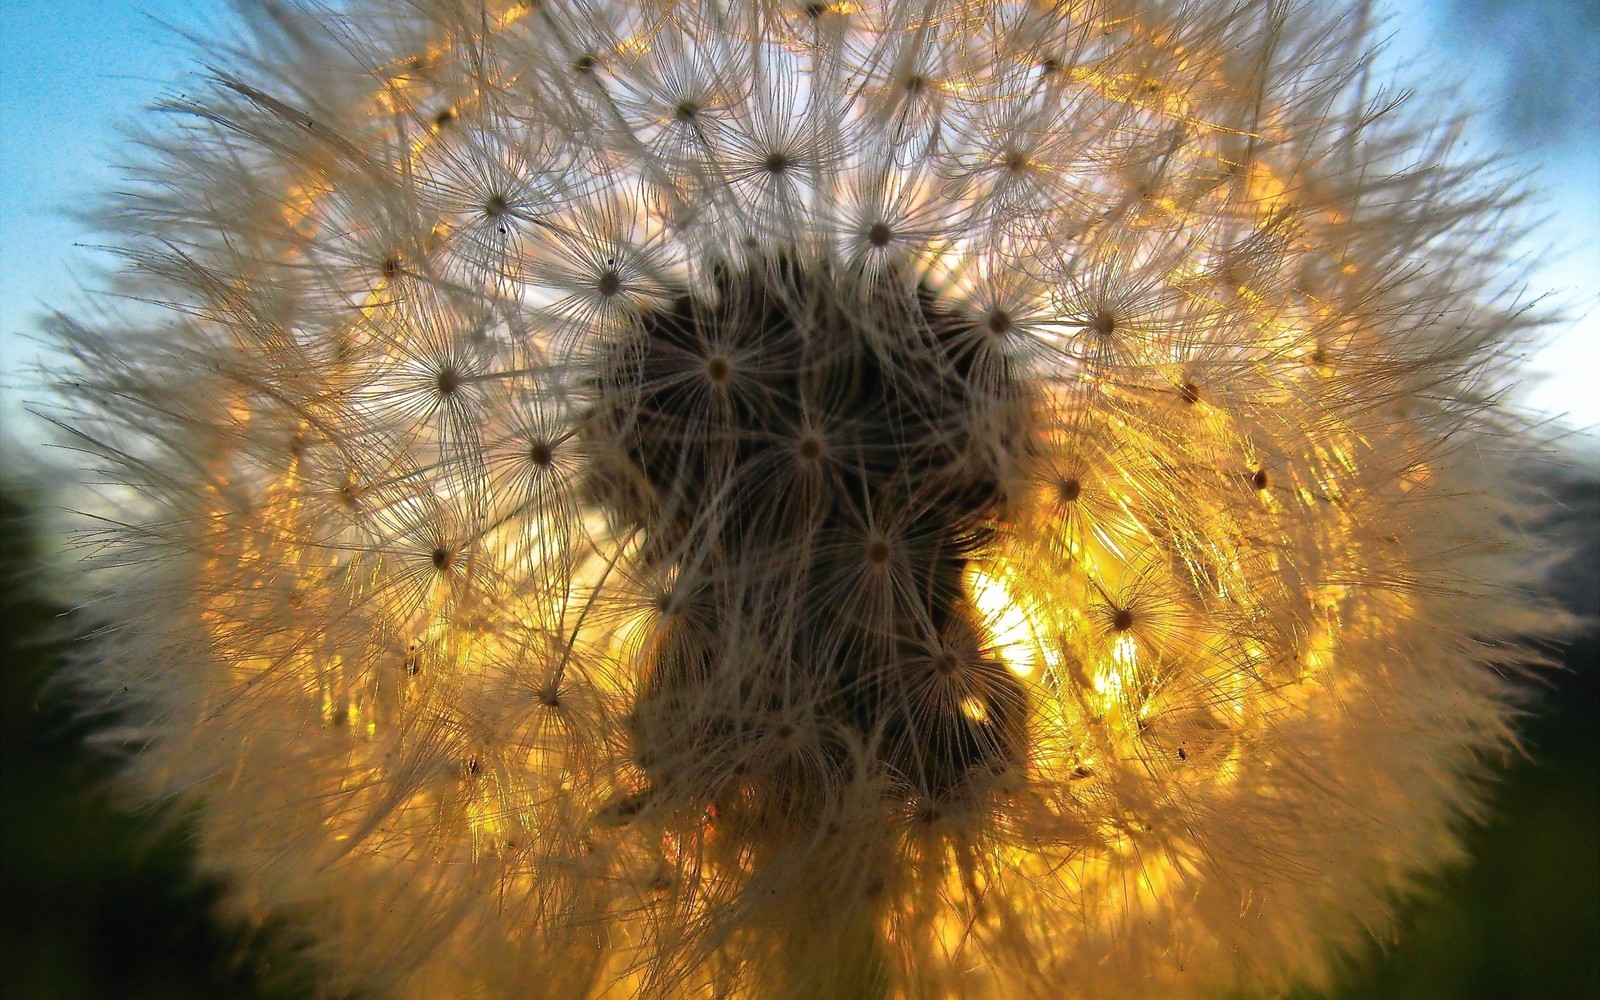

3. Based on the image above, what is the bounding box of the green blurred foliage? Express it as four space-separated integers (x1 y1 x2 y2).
1303 468 1600 1000
0 487 321 1000
1305 658 1600 1000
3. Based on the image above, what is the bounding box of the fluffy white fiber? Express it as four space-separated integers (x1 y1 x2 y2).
50 0 1558 996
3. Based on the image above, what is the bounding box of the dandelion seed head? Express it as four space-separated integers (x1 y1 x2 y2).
47 0 1561 997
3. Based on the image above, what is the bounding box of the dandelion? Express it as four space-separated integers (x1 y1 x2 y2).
50 0 1559 997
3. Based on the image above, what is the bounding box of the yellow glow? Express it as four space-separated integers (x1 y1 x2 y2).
1247 160 1289 211
967 566 1038 677
1094 635 1139 707
279 182 325 232
960 696 990 725
492 3 531 29
465 783 504 861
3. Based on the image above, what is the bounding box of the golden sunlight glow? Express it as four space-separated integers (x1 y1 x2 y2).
967 566 1040 677
960 696 991 725
1094 634 1140 710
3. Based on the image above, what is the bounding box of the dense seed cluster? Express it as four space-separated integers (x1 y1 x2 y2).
48 1 1553 998
587 259 1031 816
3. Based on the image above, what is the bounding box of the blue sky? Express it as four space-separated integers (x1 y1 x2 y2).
1 1 221 449
3 1 1596 452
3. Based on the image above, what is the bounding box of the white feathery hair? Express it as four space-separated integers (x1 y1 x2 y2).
48 0 1559 997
